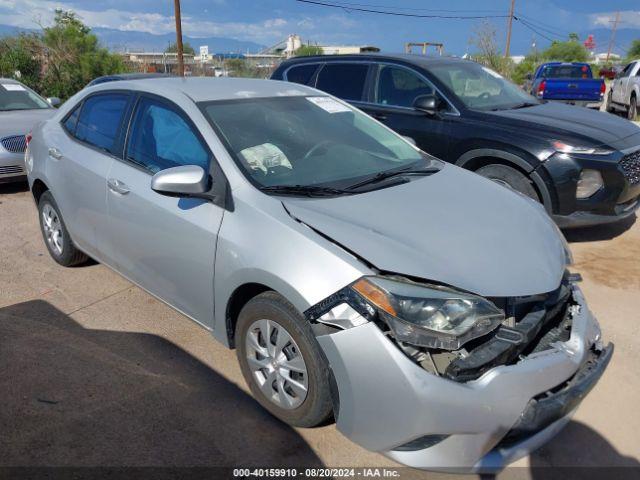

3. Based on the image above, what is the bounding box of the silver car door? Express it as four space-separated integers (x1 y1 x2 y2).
105 94 224 328
48 92 131 258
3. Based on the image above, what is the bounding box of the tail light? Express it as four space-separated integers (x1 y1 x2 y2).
537 80 546 98
600 82 606 96
25 133 32 146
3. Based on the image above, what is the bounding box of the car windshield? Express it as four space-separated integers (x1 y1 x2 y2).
0 83 50 111
201 96 435 191
429 61 540 111
540 65 592 79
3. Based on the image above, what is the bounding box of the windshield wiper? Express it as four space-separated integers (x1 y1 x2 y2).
345 165 440 191
259 185 352 197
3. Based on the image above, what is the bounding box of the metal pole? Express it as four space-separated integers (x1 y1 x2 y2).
174 0 185 77
606 11 620 62
505 0 515 58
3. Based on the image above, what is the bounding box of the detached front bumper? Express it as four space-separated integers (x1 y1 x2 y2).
316 286 610 472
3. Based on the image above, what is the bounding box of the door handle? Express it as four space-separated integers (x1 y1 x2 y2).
372 113 387 121
107 178 130 195
48 147 63 160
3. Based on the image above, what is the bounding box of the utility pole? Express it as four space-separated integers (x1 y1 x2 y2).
504 0 516 58
606 11 620 62
173 0 185 77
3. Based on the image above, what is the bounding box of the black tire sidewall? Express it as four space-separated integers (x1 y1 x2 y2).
235 292 333 428
629 97 637 121
38 192 82 266
475 164 540 202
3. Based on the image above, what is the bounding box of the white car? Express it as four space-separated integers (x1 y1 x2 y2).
606 60 640 120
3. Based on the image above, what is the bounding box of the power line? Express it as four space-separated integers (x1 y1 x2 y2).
516 17 557 43
305 1 506 14
294 0 511 19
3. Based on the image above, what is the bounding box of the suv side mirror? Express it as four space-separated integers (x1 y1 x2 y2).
151 165 209 197
413 94 439 115
47 97 61 107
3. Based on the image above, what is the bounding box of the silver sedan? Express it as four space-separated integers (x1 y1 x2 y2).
26 77 611 472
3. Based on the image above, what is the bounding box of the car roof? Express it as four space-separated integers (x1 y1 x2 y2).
87 73 174 86
277 53 472 69
0 78 23 84
87 77 317 102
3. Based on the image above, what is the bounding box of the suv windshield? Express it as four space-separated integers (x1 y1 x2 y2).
0 83 50 111
429 61 539 111
201 96 437 191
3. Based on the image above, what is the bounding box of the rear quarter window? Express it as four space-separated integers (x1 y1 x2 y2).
285 64 319 85
315 63 369 101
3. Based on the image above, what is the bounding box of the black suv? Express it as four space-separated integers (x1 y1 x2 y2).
272 54 640 228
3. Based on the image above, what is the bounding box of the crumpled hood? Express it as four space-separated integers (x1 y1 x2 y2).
0 109 55 138
486 102 640 151
284 165 566 297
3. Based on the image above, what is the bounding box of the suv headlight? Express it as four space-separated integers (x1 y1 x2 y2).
576 169 603 198
352 277 504 350
552 140 613 156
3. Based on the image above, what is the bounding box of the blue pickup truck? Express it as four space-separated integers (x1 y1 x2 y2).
526 62 605 109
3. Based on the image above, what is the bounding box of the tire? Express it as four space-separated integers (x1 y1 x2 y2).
605 91 615 113
235 291 333 428
475 164 540 202
38 191 88 267
628 95 637 121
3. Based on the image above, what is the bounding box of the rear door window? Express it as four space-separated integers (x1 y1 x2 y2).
315 63 369 101
285 64 319 85
62 104 81 135
75 93 129 154
375 65 435 108
126 97 209 174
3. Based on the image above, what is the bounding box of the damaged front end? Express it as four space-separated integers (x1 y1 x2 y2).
308 273 612 471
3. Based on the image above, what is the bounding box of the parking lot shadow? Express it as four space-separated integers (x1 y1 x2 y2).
0 300 324 469
0 181 29 196
563 214 636 243
527 421 640 479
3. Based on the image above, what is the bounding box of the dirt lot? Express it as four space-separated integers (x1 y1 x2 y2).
1 181 639 479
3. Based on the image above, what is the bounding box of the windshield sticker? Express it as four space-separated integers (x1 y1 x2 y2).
307 96 351 113
1 83 26 91
481 67 503 79
239 143 292 173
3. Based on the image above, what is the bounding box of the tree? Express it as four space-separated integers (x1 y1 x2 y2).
0 33 42 89
40 9 126 99
627 39 640 60
542 39 589 62
165 41 195 56
469 21 513 76
295 45 323 56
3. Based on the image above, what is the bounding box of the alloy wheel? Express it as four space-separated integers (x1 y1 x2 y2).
42 203 64 256
245 319 309 409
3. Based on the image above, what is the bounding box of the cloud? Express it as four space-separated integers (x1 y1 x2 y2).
0 0 290 42
590 10 640 29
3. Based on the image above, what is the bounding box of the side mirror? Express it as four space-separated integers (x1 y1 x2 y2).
151 165 209 197
47 97 61 107
413 94 438 116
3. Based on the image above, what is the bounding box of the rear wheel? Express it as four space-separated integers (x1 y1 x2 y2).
628 95 637 121
475 164 540 202
236 291 333 427
605 90 615 113
38 191 87 267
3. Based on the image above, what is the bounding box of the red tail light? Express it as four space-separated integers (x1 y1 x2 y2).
537 80 546 97
600 82 606 95
25 133 32 146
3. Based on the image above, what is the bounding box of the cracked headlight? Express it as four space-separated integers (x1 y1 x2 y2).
352 277 504 350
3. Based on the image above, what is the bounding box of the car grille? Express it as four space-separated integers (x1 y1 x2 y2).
0 165 25 175
620 150 640 185
1 135 27 154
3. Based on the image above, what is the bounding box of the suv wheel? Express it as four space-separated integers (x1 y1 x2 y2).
236 291 333 427
38 191 88 266
605 90 615 113
628 95 637 121
476 164 540 202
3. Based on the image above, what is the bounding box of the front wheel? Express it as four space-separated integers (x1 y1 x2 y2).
605 91 615 113
475 164 540 202
236 291 333 427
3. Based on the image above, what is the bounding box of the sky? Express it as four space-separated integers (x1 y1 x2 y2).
0 0 639 55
